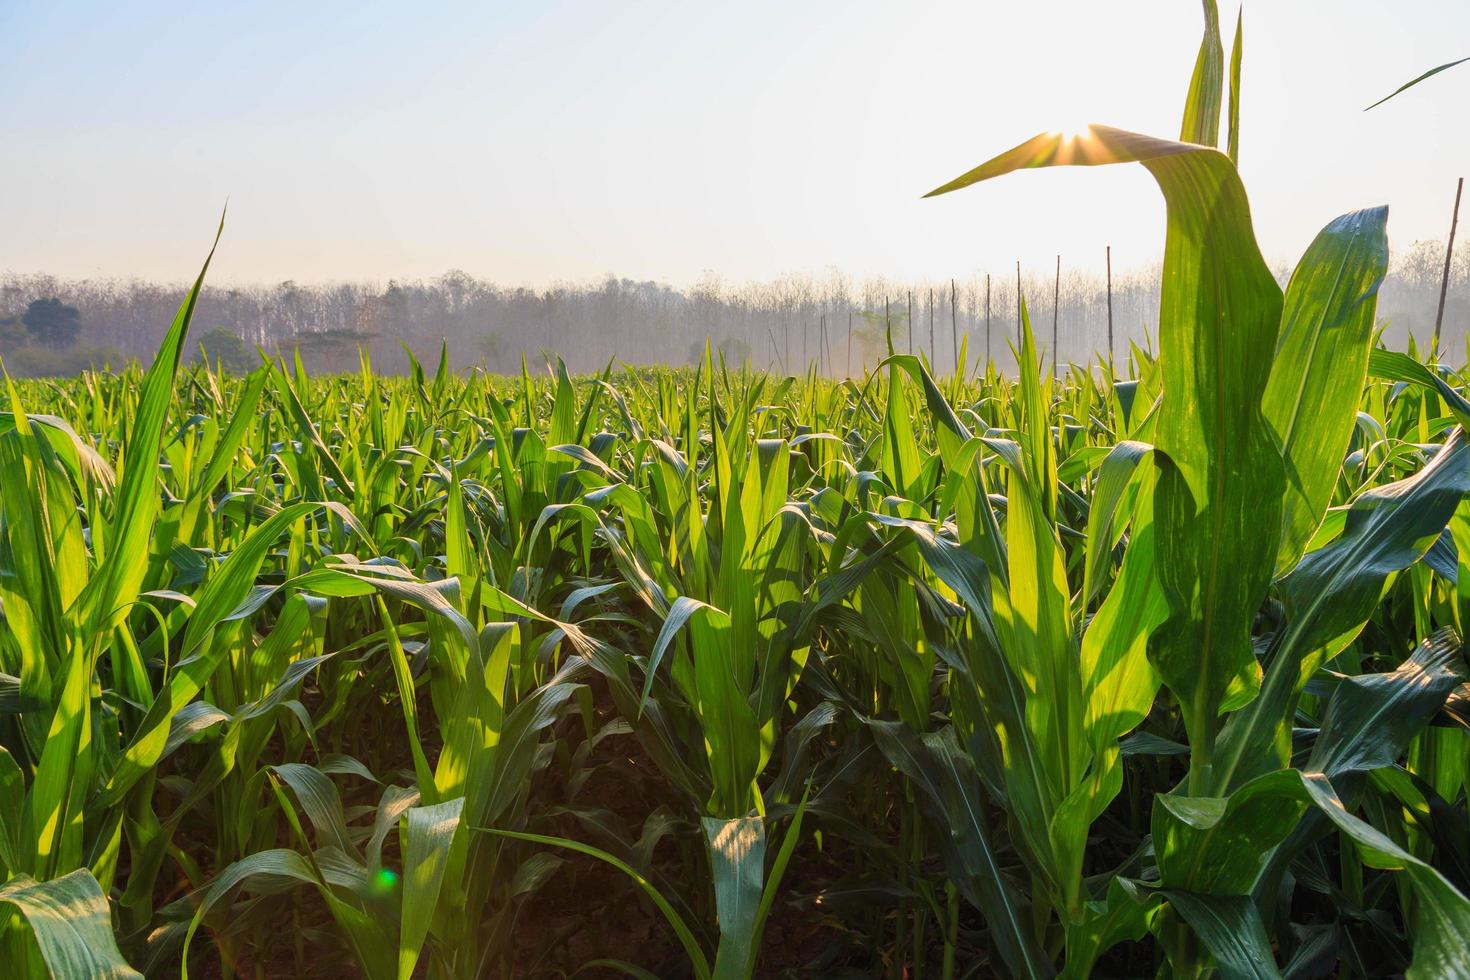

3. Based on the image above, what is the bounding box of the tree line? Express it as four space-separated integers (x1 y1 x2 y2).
1 241 1465 376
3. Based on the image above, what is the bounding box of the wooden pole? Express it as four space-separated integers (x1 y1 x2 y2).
1106 245 1115 366
1015 260 1022 347
822 314 833 375
1433 177 1464 357
985 273 992 368
928 287 935 364
950 278 959 377
1052 254 1061 379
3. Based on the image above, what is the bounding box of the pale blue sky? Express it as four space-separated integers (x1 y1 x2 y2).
1 1 1465 286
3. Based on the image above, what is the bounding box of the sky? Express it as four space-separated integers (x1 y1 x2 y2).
0 0 1466 288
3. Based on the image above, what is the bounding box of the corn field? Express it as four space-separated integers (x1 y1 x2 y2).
3 5 1470 980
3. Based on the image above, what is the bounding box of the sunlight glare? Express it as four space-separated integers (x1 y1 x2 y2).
1046 117 1100 166
1051 117 1096 143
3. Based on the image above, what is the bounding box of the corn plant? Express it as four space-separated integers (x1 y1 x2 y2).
916 2 1470 975
1 5 1469 978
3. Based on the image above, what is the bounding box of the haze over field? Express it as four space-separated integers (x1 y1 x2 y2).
2 0 1466 290
1 251 1466 376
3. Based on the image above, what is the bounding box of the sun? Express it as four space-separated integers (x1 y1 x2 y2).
1050 116 1096 142
1042 117 1101 165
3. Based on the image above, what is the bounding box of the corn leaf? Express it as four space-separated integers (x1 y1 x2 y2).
1264 207 1390 576
0 869 141 979
398 797 464 980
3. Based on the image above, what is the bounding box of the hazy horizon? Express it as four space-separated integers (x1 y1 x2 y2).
2 0 1466 291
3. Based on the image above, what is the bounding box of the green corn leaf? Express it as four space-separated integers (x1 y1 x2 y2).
0 390 78 726
642 594 710 715
367 786 420 872
1264 207 1390 576
269 763 356 857
649 596 760 817
1162 890 1279 980
1080 454 1165 753
25 628 94 877
398 796 464 980
444 461 479 586
76 214 224 640
1226 9 1242 164
175 364 270 542
181 849 318 979
985 432 1081 808
867 720 1053 979
1060 877 1159 979
377 598 436 794
161 702 232 760
1367 349 1470 427
1366 55 1470 110
745 789 809 977
0 746 24 876
465 680 581 831
691 601 762 818
1305 627 1466 778
927 122 1286 789
270 358 355 497
1080 439 1153 607
1 390 93 874
0 869 142 979
1180 0 1224 147
767 703 838 804
704 816 765 980
0 411 115 491
1154 768 1311 896
432 339 450 401
879 361 924 500
1214 426 1470 792
476 828 711 980
101 500 328 806
509 851 565 899
1162 769 1470 977
1140 144 1283 784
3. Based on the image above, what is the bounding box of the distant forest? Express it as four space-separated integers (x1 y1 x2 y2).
1 239 1465 376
